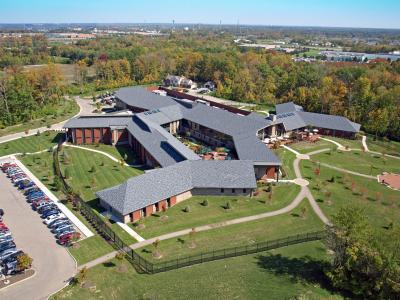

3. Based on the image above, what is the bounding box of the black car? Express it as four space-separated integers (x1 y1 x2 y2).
41 209 61 219
1 250 23 264
38 204 58 214
0 241 16 253
39 205 59 215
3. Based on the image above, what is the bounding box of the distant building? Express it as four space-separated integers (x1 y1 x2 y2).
164 75 197 89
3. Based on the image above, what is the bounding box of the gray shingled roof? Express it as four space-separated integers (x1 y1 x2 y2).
275 102 304 115
96 160 257 215
115 86 177 110
274 102 361 133
64 115 132 129
127 115 200 167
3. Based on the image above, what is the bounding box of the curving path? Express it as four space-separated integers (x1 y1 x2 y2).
0 97 93 145
63 143 144 168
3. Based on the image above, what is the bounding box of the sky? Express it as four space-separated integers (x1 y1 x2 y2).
0 0 399 29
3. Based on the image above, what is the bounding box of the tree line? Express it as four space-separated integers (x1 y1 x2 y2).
1 33 400 139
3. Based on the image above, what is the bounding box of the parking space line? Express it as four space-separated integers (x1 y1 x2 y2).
9 156 94 238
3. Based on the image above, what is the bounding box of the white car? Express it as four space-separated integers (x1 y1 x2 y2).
44 213 66 225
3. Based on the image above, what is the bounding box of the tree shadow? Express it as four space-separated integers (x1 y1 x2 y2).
256 254 348 297
103 261 116 268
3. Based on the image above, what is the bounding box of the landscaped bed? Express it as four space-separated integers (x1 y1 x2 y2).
131 184 300 239
137 201 323 263
301 159 400 230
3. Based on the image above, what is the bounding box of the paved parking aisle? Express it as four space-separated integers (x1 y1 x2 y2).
0 172 76 300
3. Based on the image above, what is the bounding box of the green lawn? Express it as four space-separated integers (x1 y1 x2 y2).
0 99 79 137
60 147 143 201
52 241 342 300
80 144 140 165
0 131 62 157
138 201 324 263
366 136 400 157
312 149 400 176
290 139 333 154
19 148 138 263
273 148 296 179
324 136 363 150
132 184 300 239
301 159 400 230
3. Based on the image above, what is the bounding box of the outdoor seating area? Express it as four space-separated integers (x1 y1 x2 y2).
178 136 236 161
379 173 400 191
264 130 321 149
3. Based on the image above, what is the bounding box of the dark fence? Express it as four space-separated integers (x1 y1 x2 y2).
53 138 325 274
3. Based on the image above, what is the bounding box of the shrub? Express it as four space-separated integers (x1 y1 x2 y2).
202 199 209 207
90 165 97 173
36 130 41 136
184 206 191 213
225 201 232 210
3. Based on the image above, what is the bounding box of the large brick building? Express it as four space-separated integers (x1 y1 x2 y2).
64 86 360 223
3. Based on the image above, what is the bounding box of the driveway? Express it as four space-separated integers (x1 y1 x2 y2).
0 172 76 300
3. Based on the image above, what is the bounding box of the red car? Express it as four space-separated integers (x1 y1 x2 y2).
58 232 81 246
31 199 50 209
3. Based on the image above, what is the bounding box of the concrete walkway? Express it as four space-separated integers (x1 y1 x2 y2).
80 188 308 269
362 135 400 161
0 97 93 145
318 162 377 180
3 156 94 238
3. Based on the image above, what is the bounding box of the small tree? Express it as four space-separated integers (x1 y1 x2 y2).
16 253 33 272
202 199 209 206
188 228 197 248
90 165 96 173
314 168 321 177
184 205 191 213
375 192 382 203
225 201 232 210
115 251 125 265
325 190 332 206
152 239 162 259
76 267 88 285
53 176 62 191
300 206 308 219
91 176 97 188
36 130 41 136
64 167 71 179
266 191 273 205
123 153 128 161
96 102 101 111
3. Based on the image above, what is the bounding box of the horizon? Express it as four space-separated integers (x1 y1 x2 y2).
1 0 399 30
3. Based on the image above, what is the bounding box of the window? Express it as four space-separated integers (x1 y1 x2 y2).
221 188 224 193
243 189 247 193
232 189 235 193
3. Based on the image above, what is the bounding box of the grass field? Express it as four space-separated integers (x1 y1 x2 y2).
290 139 333 154
52 240 342 300
0 131 62 157
60 147 143 201
301 159 400 230
132 184 300 239
273 148 296 178
0 99 79 137
366 135 400 157
80 144 140 165
138 201 324 263
312 149 400 176
325 136 363 150
19 148 139 263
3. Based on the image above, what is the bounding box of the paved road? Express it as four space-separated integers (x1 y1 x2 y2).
0 97 93 144
0 172 76 300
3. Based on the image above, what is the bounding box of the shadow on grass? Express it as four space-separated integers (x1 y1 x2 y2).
103 261 116 268
256 254 348 297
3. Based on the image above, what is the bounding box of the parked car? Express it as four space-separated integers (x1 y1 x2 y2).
58 232 80 246
0 235 13 244
2 260 17 275
53 225 73 235
38 204 58 215
24 186 40 195
44 214 66 225
0 249 22 262
48 218 69 228
0 241 16 253
32 200 51 210
27 192 45 202
51 221 71 232
18 180 34 190
41 209 61 219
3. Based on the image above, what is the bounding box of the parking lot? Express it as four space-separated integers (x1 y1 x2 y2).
0 169 76 300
